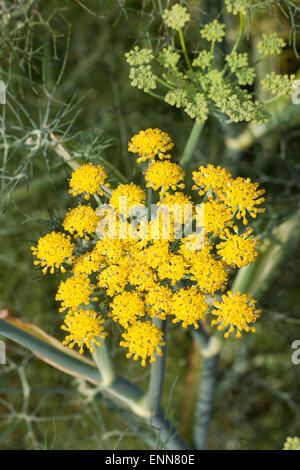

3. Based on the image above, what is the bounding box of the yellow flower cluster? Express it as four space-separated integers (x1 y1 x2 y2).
73 248 105 275
172 287 208 329
56 274 95 312
128 128 174 162
31 231 74 274
69 163 109 199
145 160 185 196
192 164 265 225
110 292 145 328
184 242 229 294
109 183 146 213
32 128 266 360
192 164 232 197
217 228 259 268
201 200 234 236
62 309 107 354
212 291 261 338
145 285 173 319
120 321 166 367
63 205 100 240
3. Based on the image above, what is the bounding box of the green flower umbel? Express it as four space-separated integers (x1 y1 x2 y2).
162 4 190 31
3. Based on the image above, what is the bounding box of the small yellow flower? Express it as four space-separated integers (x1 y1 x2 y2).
149 214 175 241
145 160 185 195
179 234 208 262
157 254 186 286
62 309 107 354
96 238 124 263
192 164 232 197
202 200 234 236
128 263 157 291
136 240 170 269
56 274 95 312
98 262 130 296
63 205 100 239
189 250 228 294
158 192 194 228
217 228 259 267
128 128 174 162
172 287 208 329
69 163 109 199
110 291 145 328
120 320 166 367
31 231 74 274
211 291 261 338
73 248 105 275
222 177 265 224
145 284 173 319
109 183 146 213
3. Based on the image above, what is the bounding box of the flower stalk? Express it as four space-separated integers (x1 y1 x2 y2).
180 121 204 168
92 339 115 387
178 28 192 71
142 318 167 415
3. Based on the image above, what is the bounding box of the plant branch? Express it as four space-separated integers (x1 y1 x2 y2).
142 318 167 416
180 121 204 169
178 28 192 71
92 339 115 387
191 329 220 450
232 13 244 54
0 317 190 450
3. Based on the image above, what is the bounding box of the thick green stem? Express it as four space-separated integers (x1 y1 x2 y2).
191 330 220 450
178 28 192 71
0 318 190 449
0 318 102 385
180 121 204 169
142 318 167 415
92 339 115 387
149 412 192 450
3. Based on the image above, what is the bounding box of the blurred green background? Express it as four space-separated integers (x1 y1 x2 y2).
0 0 300 449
